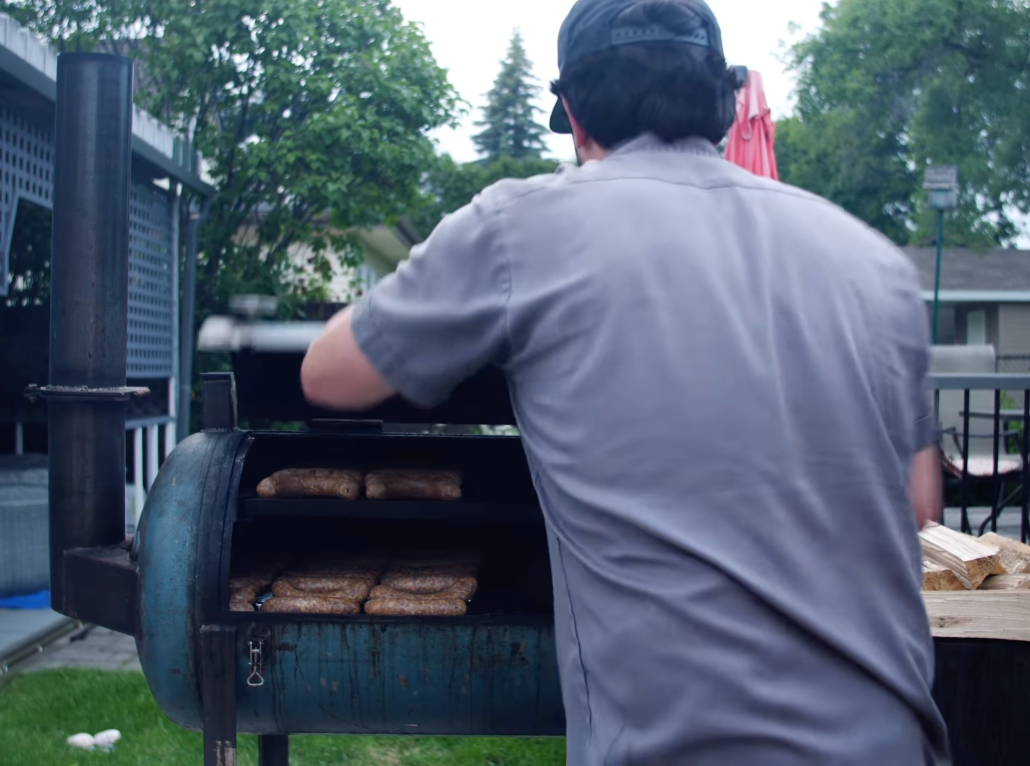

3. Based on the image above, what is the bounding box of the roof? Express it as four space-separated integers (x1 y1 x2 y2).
0 13 213 196
904 247 1030 294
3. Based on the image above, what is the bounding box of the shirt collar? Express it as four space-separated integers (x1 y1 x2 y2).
607 133 720 159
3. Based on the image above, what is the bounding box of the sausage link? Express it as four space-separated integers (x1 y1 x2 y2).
371 577 477 600
256 468 363 499
365 469 462 501
364 598 467 616
272 578 371 601
261 596 361 614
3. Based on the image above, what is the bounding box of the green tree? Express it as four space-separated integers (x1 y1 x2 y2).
781 0 1030 247
6 0 460 317
410 154 560 237
775 114 916 244
472 30 548 162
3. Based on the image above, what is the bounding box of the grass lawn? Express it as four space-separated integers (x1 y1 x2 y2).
0 669 566 765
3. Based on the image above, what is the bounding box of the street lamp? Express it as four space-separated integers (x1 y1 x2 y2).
924 165 959 344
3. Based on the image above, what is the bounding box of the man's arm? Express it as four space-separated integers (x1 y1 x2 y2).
896 261 942 530
910 445 942 529
300 307 396 411
300 194 510 412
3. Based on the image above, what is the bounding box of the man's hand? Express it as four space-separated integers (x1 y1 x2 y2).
910 445 942 529
300 307 396 411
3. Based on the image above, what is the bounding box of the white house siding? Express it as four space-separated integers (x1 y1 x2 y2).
999 304 1030 357
996 304 1030 408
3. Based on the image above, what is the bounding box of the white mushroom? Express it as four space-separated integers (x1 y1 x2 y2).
94 729 122 748
66 733 95 750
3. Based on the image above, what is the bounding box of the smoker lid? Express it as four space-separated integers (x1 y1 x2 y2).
197 315 515 426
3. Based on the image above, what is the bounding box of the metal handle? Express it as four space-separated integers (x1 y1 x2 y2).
247 640 264 687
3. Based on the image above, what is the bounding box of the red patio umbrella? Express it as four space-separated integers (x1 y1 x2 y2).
724 69 779 181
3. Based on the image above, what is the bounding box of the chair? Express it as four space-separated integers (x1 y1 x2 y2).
930 345 1025 535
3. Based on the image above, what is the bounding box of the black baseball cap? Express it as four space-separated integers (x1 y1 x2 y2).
549 0 725 134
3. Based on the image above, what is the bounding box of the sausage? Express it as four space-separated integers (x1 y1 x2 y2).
364 598 467 616
230 575 271 591
230 585 259 603
280 569 379 584
261 596 361 614
370 578 477 601
272 578 372 601
380 574 458 594
256 468 363 499
364 469 462 501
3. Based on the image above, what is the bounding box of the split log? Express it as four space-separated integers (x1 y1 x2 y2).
923 591 1030 642
978 532 1030 574
922 561 964 591
979 574 1030 590
919 522 1003 590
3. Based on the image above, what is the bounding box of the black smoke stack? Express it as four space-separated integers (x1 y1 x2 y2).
47 54 135 614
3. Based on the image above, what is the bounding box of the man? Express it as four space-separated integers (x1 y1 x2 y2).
301 0 949 763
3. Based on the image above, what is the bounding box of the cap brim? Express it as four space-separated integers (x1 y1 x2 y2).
549 97 572 134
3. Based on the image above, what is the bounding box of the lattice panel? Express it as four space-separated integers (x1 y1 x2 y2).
0 106 53 297
128 181 174 378
0 102 176 379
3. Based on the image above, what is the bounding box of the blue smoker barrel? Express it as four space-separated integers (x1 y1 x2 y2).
133 428 565 736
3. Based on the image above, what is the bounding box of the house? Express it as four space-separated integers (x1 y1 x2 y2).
281 218 422 303
905 248 1030 371
0 14 215 539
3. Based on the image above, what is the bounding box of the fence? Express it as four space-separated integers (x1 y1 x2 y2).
998 355 1030 375
933 373 1030 543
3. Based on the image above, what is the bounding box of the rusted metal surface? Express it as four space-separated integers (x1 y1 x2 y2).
135 430 247 730
144 617 564 736
231 619 564 736
62 545 138 635
47 53 135 616
25 385 150 403
201 625 238 766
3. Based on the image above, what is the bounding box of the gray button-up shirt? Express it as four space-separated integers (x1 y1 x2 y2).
351 134 948 765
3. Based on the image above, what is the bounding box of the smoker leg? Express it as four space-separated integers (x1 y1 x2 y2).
258 735 289 765
200 625 237 766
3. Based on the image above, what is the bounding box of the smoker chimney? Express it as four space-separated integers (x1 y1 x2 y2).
47 54 136 614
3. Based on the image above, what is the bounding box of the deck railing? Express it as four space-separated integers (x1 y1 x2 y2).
932 373 1030 543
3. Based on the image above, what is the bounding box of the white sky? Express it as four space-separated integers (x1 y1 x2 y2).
393 0 830 163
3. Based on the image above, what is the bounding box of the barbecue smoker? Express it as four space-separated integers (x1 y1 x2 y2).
40 53 1030 766
131 372 562 759
41 54 561 765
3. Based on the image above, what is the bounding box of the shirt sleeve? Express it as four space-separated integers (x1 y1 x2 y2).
349 196 510 408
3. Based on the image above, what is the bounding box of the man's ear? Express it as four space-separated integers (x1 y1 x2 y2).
561 96 608 163
562 96 590 150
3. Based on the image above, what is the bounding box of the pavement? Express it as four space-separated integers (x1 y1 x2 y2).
9 623 142 674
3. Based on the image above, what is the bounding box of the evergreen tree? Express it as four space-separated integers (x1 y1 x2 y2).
472 30 548 162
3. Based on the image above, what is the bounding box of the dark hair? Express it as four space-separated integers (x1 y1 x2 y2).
550 4 739 147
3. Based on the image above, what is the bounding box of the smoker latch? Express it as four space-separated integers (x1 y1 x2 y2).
247 639 265 687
